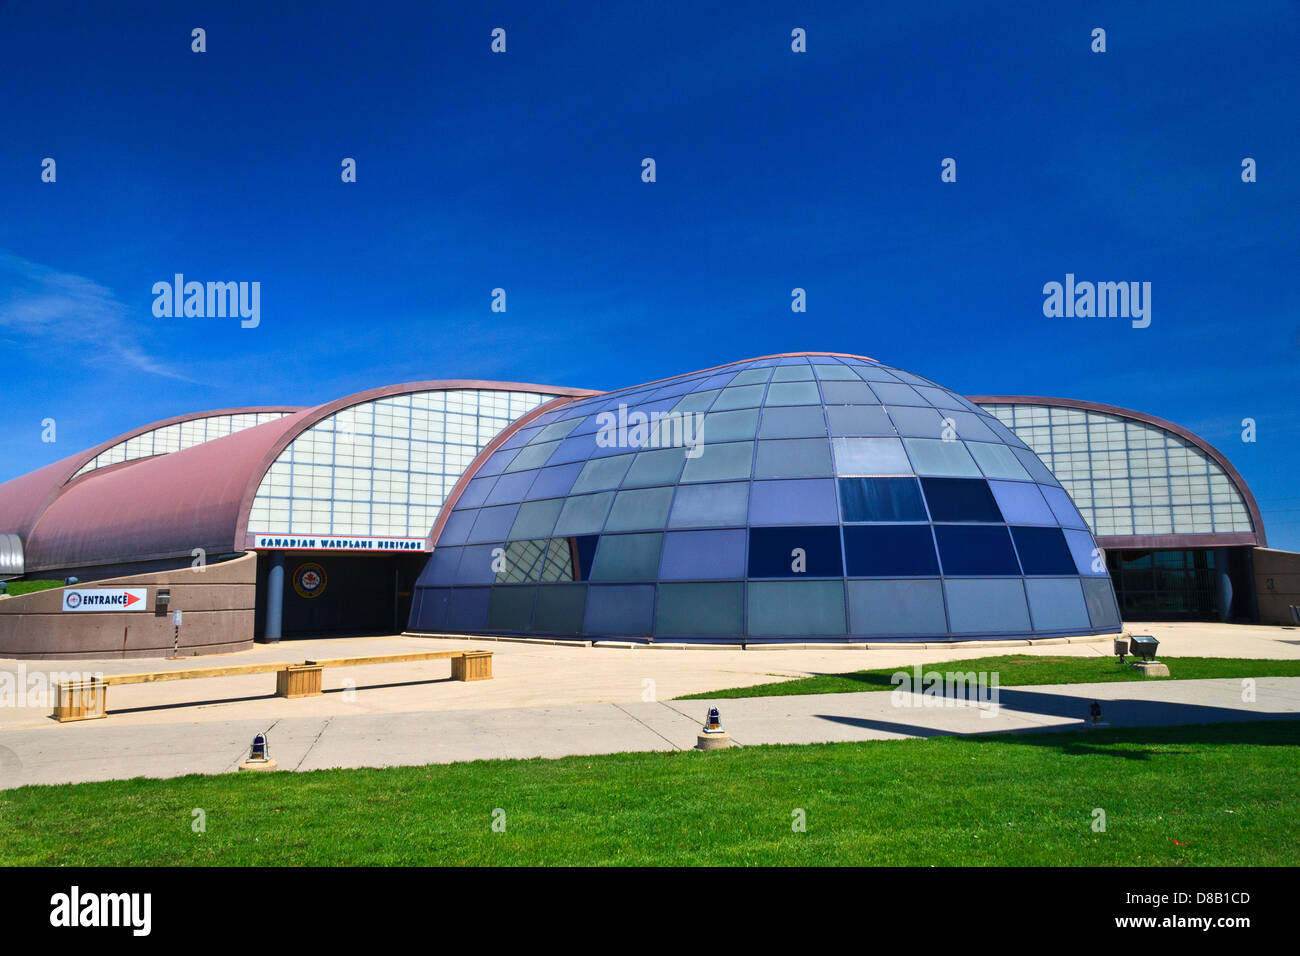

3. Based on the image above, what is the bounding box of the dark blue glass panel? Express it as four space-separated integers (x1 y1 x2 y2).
920 477 1003 522
934 525 1019 575
842 525 939 576
839 477 927 522
747 526 843 578
1010 526 1077 575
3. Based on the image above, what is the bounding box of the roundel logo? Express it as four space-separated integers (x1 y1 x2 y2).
292 562 328 599
66 592 82 608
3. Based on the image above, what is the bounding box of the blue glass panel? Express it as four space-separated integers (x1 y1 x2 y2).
750 479 839 524
553 492 615 535
832 437 911 474
532 584 587 633
871 382 927 406
465 504 519 544
839 477 927 522
523 463 582 500
590 532 663 581
655 582 744 636
758 405 827 438
457 476 497 509
754 438 833 478
446 588 490 630
935 526 1019 575
920 478 1003 522
454 544 498 584
1063 529 1107 575
1009 526 1077 575
748 526 843 577
1040 484 1089 529
843 525 939 576
437 509 476 546
583 585 655 636
943 579 1031 633
547 432 600 465
765 381 821 405
488 587 535 631
846 580 947 635
484 470 534 505
504 440 560 472
886 405 947 438
1013 446 1060 485
668 481 749 527
659 529 747 580
812 362 858 380
825 405 895 437
816 382 878 403
710 385 767 411
508 498 563 540
987 480 1054 525
771 364 815 382
1024 578 1090 630
747 581 846 636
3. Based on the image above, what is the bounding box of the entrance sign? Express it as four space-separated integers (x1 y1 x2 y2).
62 588 148 613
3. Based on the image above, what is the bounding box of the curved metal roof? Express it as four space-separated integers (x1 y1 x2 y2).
2 383 592 572
969 395 1266 549
0 406 303 542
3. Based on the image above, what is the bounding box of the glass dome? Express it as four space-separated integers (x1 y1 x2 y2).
411 353 1122 642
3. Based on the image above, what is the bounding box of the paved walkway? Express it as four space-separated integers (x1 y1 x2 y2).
1 621 1297 789
1 676 1296 789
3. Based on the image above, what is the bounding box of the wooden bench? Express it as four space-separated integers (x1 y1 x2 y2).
52 649 492 722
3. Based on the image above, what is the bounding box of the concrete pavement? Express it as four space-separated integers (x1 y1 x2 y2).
0 621 1297 789
0 675 1296 789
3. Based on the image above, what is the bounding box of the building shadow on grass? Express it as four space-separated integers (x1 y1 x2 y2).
813 685 1300 756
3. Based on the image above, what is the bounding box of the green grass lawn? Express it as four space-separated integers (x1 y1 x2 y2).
1 579 62 596
1 720 1296 866
677 655 1300 700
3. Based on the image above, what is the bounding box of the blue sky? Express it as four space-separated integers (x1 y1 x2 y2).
2 1 1298 548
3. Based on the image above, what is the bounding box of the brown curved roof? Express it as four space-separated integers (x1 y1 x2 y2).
970 395 1266 549
4 383 592 573
0 406 303 543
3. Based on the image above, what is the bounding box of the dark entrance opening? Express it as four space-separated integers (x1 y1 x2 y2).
255 551 429 638
1106 546 1256 623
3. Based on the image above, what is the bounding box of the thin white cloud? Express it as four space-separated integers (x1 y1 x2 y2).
0 251 193 382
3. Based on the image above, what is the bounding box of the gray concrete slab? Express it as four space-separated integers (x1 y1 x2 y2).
1 676 1295 790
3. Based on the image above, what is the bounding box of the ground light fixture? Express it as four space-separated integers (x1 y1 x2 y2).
1130 635 1160 662
1126 634 1171 676
1087 701 1109 728
238 731 278 771
696 707 731 751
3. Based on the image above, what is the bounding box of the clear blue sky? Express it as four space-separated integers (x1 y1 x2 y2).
2 2 1297 548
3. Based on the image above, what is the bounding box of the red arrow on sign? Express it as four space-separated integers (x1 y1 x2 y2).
124 592 141 608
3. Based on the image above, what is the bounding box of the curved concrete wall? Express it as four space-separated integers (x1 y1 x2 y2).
0 552 256 660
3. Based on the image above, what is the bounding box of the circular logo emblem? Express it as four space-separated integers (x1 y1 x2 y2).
292 562 327 599
66 592 81 608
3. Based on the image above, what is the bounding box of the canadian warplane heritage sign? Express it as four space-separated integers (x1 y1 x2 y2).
61 588 148 612
250 535 429 552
